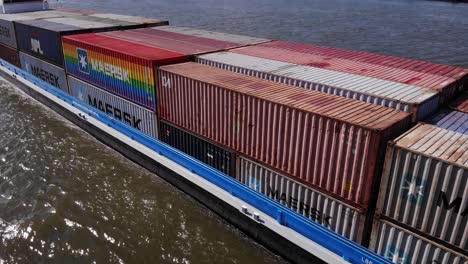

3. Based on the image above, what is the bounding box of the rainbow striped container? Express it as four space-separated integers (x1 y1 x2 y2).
62 33 189 110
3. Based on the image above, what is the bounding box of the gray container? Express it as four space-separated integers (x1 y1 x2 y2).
377 123 467 251
0 10 77 48
237 157 366 243
19 52 68 93
370 220 468 264
68 76 158 138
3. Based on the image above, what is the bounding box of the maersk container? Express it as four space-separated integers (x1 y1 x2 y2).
14 15 168 66
238 157 366 243
231 45 461 104
19 52 68 93
425 109 468 135
68 76 158 138
371 220 467 264
159 121 235 177
0 10 77 48
377 124 467 251
197 52 440 121
0 43 20 67
157 62 412 209
98 26 270 56
62 33 188 110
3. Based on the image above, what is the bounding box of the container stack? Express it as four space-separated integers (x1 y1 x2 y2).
197 42 468 121
0 10 78 68
373 123 467 263
156 61 412 242
62 26 269 174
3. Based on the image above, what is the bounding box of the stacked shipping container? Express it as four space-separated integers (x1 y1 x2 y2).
19 52 68 92
425 109 468 135
157 62 412 211
196 52 440 121
376 123 467 260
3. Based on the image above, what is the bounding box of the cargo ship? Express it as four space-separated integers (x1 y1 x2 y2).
0 1 467 263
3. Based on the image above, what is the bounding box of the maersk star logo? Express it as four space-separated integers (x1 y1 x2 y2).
77 48 89 74
385 247 410 264
401 176 425 204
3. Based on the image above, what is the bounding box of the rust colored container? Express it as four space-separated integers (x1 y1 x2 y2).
0 43 20 67
157 62 412 209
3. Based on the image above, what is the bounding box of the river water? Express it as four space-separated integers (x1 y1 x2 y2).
1 0 467 263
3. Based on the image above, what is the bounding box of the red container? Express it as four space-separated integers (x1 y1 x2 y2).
237 42 467 103
100 28 251 55
261 41 467 79
157 62 412 209
0 43 20 67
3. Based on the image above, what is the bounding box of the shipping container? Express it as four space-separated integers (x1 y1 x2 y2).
62 33 189 110
68 76 158 138
371 220 468 264
0 10 77 48
238 156 366 243
157 62 412 209
19 51 68 92
197 52 440 121
159 120 235 176
260 41 468 82
0 42 20 67
15 15 168 66
231 45 461 104
52 8 98 15
98 26 270 56
425 109 468 135
377 124 467 251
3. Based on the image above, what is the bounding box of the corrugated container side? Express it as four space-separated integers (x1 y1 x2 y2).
237 157 366 243
64 38 152 109
261 41 468 81
19 52 68 93
196 53 440 122
159 120 235 177
425 110 468 135
157 62 412 209
370 220 468 264
68 76 158 138
0 43 20 67
377 124 467 251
